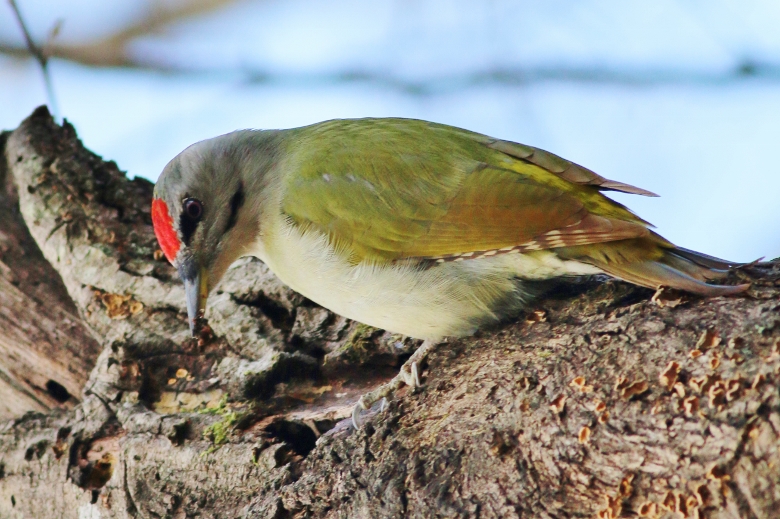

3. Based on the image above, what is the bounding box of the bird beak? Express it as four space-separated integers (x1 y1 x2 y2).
178 257 209 338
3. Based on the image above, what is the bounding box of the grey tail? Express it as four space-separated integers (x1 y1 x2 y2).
557 240 750 296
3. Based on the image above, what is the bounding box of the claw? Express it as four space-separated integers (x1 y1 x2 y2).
352 396 390 429
399 361 422 389
411 361 421 388
351 339 441 429
352 397 368 430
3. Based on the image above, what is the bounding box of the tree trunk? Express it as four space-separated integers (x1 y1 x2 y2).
0 130 101 418
0 106 778 519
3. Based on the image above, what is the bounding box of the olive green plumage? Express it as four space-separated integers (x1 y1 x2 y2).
153 117 747 341
277 118 741 296
282 119 638 260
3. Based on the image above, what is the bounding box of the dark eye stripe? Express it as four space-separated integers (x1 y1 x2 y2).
225 183 244 232
180 197 202 245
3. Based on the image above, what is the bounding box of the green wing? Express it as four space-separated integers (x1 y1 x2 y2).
280 118 656 263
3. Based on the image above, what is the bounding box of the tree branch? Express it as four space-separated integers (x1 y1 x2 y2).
0 107 778 518
1 0 777 93
6 0 59 119
1 0 242 69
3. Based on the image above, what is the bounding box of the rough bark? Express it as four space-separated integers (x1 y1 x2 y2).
0 130 101 418
0 106 778 519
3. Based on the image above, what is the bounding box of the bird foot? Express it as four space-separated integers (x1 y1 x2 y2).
352 339 439 429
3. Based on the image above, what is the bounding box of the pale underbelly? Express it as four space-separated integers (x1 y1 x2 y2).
254 223 601 340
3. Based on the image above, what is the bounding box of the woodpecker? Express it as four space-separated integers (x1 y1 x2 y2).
152 118 747 420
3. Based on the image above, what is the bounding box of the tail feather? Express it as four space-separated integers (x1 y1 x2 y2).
596 257 748 296
659 250 728 282
557 239 750 296
667 247 744 271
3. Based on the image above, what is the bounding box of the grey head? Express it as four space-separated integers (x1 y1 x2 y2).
152 130 274 336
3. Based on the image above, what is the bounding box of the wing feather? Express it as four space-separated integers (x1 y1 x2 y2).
281 119 655 263
486 139 659 197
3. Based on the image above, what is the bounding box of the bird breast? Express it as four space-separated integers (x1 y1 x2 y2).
250 218 600 340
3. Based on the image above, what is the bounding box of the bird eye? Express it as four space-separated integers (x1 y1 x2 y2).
183 198 203 220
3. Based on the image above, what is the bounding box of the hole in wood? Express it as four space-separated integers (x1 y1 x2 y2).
45 380 71 403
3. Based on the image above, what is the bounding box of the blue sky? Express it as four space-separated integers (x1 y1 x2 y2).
1 0 779 261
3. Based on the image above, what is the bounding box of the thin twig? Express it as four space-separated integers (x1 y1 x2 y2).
1 0 240 69
7 0 60 120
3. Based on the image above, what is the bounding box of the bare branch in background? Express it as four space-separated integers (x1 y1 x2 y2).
7 0 59 119
0 0 777 93
1 0 242 68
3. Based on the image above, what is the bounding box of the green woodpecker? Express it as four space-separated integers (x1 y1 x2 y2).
152 118 747 341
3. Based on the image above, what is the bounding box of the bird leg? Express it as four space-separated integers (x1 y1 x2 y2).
352 339 439 429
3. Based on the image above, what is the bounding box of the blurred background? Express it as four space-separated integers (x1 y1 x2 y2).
1 0 779 261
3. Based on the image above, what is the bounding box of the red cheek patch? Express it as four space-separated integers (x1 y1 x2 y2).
152 198 180 263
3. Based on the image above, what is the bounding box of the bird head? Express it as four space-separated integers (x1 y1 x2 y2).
152 132 269 336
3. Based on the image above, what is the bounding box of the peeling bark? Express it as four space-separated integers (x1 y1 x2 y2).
0 107 778 519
